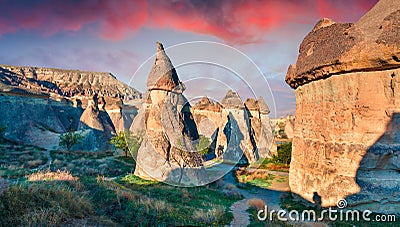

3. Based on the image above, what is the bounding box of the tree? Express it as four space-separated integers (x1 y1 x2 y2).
59 131 84 151
196 135 211 156
110 131 129 157
272 142 292 164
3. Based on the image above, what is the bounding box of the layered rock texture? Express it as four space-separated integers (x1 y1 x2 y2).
132 42 206 186
0 65 140 150
245 97 274 159
190 94 274 163
286 0 400 213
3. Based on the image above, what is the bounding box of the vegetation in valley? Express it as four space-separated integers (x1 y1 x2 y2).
272 142 292 165
50 150 134 177
0 142 241 226
59 131 84 151
0 142 48 179
196 134 212 156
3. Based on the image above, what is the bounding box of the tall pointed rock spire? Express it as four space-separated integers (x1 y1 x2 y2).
146 41 184 93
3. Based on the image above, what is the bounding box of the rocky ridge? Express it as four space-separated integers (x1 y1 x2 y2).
190 91 274 163
286 0 400 213
0 64 140 151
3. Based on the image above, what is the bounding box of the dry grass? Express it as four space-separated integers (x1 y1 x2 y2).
0 177 8 195
99 179 174 214
27 169 78 181
192 204 225 224
235 168 270 182
0 182 93 226
26 159 44 168
266 163 290 171
20 206 66 226
247 198 266 211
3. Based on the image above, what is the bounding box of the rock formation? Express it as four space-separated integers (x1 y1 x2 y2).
286 0 400 213
190 94 274 162
191 96 222 157
0 65 140 151
132 42 206 186
216 90 257 163
245 97 274 159
284 115 295 140
1 65 140 102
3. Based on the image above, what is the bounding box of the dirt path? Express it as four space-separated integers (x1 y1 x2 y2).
224 168 290 226
228 199 250 227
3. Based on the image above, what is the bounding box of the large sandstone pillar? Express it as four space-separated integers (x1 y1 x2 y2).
132 42 206 186
285 0 400 213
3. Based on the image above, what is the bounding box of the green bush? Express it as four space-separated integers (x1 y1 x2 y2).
272 142 292 164
196 135 211 155
59 131 84 151
110 131 129 156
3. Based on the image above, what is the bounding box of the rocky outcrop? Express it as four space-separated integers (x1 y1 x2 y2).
1 65 141 102
0 64 140 151
216 90 257 163
78 95 116 151
191 96 222 143
285 0 400 89
245 97 274 159
286 0 400 213
284 115 295 139
191 95 274 162
133 42 206 186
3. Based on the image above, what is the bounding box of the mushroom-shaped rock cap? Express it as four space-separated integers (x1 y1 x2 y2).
244 98 259 111
257 96 270 114
285 0 400 89
146 41 185 93
221 90 244 109
192 96 222 112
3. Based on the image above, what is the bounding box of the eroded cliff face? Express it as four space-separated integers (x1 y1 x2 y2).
0 64 140 151
133 42 206 186
245 97 274 159
286 0 400 213
1 65 140 101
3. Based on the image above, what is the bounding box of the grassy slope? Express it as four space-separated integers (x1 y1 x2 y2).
0 147 240 226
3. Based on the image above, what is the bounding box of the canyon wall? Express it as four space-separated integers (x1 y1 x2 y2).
0 64 140 151
286 0 400 213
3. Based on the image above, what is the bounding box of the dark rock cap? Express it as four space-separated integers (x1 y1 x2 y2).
221 90 244 109
192 96 222 112
146 41 185 93
257 96 270 114
285 0 400 89
244 98 259 111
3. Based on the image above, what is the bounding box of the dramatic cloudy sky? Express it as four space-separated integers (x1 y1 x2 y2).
0 0 378 117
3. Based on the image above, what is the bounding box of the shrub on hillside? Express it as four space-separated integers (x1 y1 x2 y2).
272 142 292 165
196 135 211 156
59 131 84 151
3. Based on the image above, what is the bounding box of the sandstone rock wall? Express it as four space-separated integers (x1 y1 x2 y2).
0 64 141 151
286 0 400 213
1 65 141 101
133 42 206 186
0 93 83 150
290 68 400 210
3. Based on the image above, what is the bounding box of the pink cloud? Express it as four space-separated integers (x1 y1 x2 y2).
0 0 378 43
